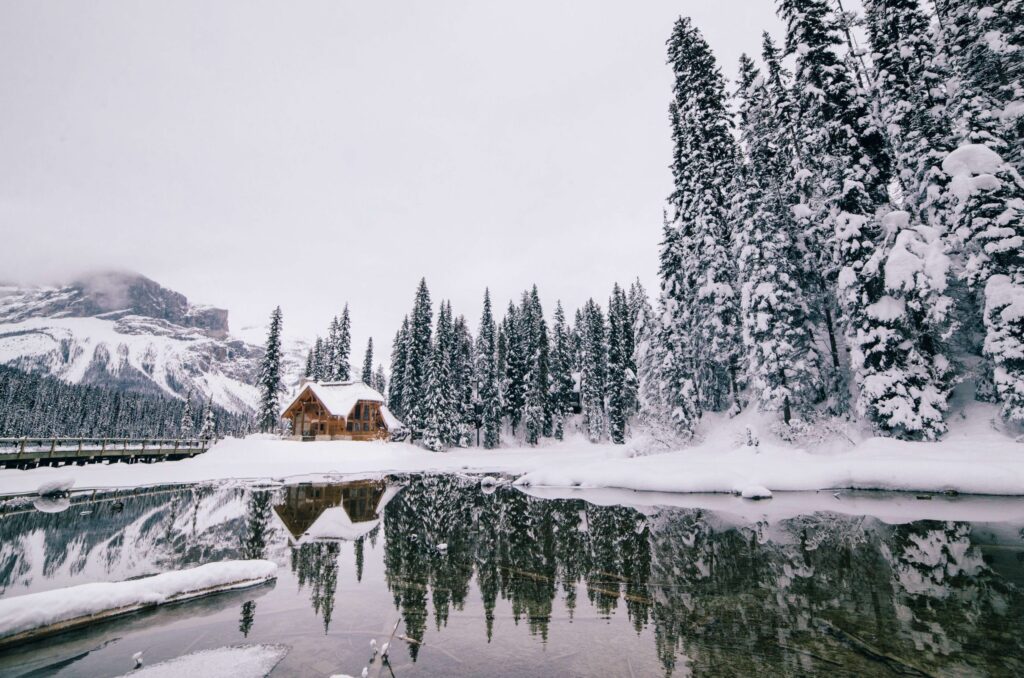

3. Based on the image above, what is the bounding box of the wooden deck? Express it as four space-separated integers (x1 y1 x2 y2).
0 438 211 469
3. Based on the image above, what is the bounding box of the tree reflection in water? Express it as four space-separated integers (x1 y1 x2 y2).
380 476 1024 676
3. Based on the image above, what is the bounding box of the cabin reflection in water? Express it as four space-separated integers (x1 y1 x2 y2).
272 480 401 544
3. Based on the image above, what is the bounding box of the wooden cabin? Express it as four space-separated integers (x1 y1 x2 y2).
280 380 403 441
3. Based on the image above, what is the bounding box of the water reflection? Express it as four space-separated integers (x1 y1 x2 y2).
1 477 1023 676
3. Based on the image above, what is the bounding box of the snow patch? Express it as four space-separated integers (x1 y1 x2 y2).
116 645 289 678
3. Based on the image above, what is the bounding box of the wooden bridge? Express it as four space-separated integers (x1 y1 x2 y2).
0 437 212 469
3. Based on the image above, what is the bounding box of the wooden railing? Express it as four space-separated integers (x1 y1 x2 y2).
0 437 213 468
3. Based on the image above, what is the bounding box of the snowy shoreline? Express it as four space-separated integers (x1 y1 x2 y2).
0 429 1021 499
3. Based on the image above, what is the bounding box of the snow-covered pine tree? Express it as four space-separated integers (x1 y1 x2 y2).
779 0 945 438
452 313 475 446
548 301 575 441
389 316 410 418
657 17 742 433
312 337 326 381
334 304 352 381
423 300 457 451
326 316 340 379
606 284 631 444
653 215 700 437
402 280 434 439
935 0 1024 421
732 52 824 424
304 349 314 379
935 0 1023 171
521 286 550 446
501 301 527 436
179 390 194 438
362 337 374 385
373 364 387 398
257 306 284 433
199 400 216 441
861 0 960 438
579 299 607 442
476 289 502 448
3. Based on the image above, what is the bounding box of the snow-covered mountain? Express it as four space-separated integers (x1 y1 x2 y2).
0 272 264 413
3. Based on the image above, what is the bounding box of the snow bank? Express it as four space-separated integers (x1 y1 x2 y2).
0 560 277 644
117 645 288 678
514 434 1024 497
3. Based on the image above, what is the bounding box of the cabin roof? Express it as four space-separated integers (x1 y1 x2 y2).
281 380 404 430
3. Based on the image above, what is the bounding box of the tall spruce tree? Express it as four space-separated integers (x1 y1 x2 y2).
934 0 1024 422
312 337 326 381
199 400 216 441
521 287 550 446
423 300 457 451
777 0 948 438
453 314 475 446
501 301 527 435
304 350 314 379
732 51 824 423
579 299 607 442
362 337 374 385
257 306 284 433
402 280 434 439
389 317 410 418
179 390 194 438
668 17 743 413
476 289 502 448
548 301 575 441
334 305 352 381
373 364 387 397
606 284 632 443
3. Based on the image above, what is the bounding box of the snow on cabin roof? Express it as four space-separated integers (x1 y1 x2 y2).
282 380 404 430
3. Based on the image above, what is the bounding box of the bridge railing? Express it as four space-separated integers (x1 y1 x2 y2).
0 438 213 462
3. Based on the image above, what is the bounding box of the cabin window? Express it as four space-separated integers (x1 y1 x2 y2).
362 422 369 432
346 421 354 432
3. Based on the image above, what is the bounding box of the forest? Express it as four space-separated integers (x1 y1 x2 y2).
254 0 1023 450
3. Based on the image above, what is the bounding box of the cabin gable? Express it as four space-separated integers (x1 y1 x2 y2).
280 381 398 442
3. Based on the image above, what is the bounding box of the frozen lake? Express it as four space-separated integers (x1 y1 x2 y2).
1 476 1023 676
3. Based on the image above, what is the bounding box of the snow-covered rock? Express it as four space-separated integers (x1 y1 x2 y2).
36 477 73 496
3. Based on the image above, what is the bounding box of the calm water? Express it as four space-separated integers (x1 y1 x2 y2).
1 476 1023 677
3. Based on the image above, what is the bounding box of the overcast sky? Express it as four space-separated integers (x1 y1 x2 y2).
1 1 782 358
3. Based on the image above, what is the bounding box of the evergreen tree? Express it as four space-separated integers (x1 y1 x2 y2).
179 390 194 438
476 289 502 448
403 280 434 439
333 305 352 381
373 363 388 397
312 337 326 381
778 0 945 438
452 314 475 446
732 51 824 423
521 287 550 445
257 306 284 433
501 302 527 435
423 301 457 451
326 317 341 379
199 400 216 440
304 349 314 379
389 317 410 418
666 17 743 414
549 301 575 441
579 299 607 442
606 284 632 444
362 337 374 385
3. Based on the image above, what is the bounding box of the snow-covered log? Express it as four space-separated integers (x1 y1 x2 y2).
0 560 277 648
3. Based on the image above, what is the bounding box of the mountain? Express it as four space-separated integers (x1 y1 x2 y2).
0 272 264 413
